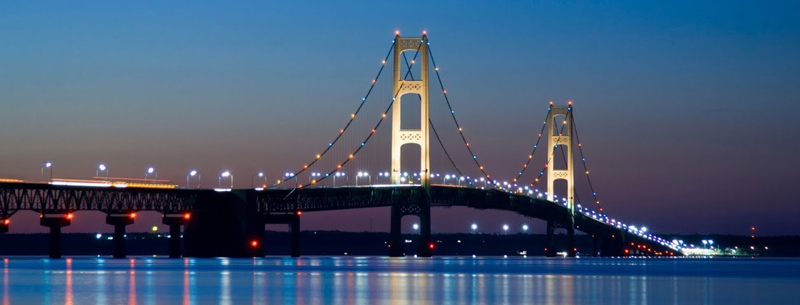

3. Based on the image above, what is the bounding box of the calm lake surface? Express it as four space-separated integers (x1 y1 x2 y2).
1 256 798 305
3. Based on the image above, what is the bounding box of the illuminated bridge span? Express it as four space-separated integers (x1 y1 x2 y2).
0 32 680 259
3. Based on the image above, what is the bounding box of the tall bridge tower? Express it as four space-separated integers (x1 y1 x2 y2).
391 34 430 188
545 102 577 257
546 103 574 212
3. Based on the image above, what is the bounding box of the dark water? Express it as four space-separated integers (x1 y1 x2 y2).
1 256 799 305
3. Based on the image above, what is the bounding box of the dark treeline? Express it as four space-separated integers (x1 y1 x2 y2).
0 231 798 257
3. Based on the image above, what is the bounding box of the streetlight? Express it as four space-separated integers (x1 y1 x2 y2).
458 176 465 186
502 224 509 233
187 170 200 188
708 240 714 249
219 171 233 188
97 164 109 181
702 240 708 249
41 161 53 181
333 172 345 186
471 223 478 232
145 167 157 182
378 171 390 184
283 172 297 186
412 223 419 230
522 224 529 231
252 172 265 188
356 171 371 186
309 172 321 185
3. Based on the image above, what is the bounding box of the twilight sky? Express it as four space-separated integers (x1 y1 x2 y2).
1 1 798 235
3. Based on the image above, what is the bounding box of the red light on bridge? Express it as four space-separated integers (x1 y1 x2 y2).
183 213 191 220
2 219 8 225
296 211 302 216
624 249 630 254
129 212 136 219
429 243 434 249
66 213 74 220
251 240 258 248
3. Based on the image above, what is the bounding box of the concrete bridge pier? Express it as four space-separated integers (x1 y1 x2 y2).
162 214 190 258
566 225 576 257
0 218 9 234
545 220 556 257
600 231 626 257
592 235 600 257
545 220 576 257
262 212 301 257
106 214 135 258
40 214 72 259
389 202 432 257
417 208 433 258
389 206 404 257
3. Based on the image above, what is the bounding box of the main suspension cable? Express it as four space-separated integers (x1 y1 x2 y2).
512 108 551 183
428 45 494 187
271 43 395 187
400 52 466 181
571 111 604 212
295 36 426 188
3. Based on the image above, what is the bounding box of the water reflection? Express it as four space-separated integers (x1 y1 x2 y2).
3 258 8 305
128 259 136 305
0 257 798 304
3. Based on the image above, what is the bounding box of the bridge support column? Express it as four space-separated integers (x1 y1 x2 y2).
601 231 625 257
389 199 432 257
106 214 135 258
262 212 301 258
592 235 600 257
40 214 72 259
566 225 576 257
162 214 190 258
545 220 556 257
389 205 404 257
417 205 432 258
290 213 300 258
0 217 9 234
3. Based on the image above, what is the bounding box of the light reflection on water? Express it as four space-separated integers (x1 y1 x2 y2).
1 257 799 304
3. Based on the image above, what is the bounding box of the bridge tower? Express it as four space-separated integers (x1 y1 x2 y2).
545 103 576 257
391 34 431 189
388 34 433 257
546 103 574 210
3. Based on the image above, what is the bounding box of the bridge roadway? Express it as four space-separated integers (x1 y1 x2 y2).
0 182 677 258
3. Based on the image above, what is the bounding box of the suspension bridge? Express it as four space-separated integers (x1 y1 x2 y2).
0 32 680 259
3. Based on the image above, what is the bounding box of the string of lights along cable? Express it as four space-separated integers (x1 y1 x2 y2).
512 109 551 183
427 44 498 188
264 32 608 219
289 33 426 188
399 52 466 182
269 43 396 187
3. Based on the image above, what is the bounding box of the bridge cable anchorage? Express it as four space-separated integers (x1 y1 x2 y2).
428 45 495 187
294 37 426 188
570 111 604 212
401 52 466 181
270 43 395 188
512 108 551 183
